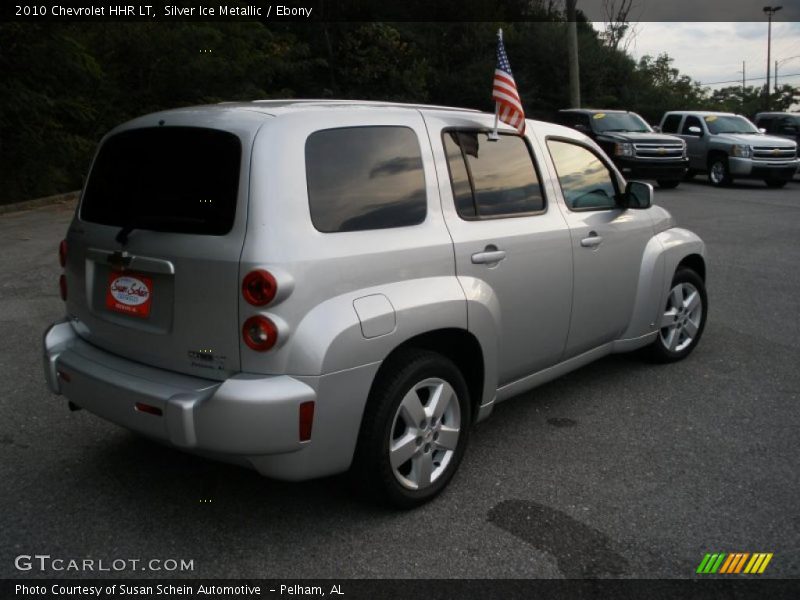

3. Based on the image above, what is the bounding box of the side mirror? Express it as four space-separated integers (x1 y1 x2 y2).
758 127 767 134
624 181 653 209
688 126 702 136
652 125 662 133
574 124 589 133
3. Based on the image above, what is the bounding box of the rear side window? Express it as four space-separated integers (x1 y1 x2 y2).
681 116 703 134
661 114 682 134
81 127 241 235
305 126 426 233
443 131 545 219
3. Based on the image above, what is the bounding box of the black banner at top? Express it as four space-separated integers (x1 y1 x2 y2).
3 0 800 23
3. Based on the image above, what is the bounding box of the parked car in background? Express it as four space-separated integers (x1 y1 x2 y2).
556 109 688 189
660 111 799 188
43 100 708 507
753 112 800 146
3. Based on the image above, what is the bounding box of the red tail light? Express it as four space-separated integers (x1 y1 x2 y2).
59 274 67 301
242 315 278 351
242 270 277 306
59 240 67 268
299 401 315 441
135 402 163 416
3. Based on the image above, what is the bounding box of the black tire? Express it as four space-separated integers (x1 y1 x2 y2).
648 268 708 363
764 178 787 189
707 155 732 186
657 179 681 189
350 349 471 508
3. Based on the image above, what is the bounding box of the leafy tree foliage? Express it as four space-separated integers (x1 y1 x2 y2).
1 21 797 204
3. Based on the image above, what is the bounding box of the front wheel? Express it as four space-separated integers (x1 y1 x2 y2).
648 268 708 363
350 349 471 508
657 179 681 189
708 157 732 186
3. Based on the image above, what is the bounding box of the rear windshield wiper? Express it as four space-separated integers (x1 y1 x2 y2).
115 215 205 245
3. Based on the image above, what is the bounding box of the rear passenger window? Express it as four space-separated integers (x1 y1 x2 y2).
443 131 545 219
306 126 426 233
681 116 703 135
661 114 682 134
547 140 618 211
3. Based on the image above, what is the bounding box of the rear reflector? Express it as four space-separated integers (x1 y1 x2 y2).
59 239 67 268
57 369 71 383
299 401 315 441
59 274 67 301
242 269 277 306
135 402 163 416
242 315 278 351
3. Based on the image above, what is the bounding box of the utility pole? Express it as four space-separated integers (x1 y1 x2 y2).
763 5 782 110
566 0 581 108
740 61 746 112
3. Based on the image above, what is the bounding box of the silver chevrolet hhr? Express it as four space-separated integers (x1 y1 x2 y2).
43 100 707 507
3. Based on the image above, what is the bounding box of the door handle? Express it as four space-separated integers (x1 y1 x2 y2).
471 249 507 265
580 232 603 248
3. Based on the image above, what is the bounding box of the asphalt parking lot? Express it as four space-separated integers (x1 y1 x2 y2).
1 178 798 579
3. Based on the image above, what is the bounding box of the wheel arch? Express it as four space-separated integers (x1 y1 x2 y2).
677 253 706 281
366 328 486 423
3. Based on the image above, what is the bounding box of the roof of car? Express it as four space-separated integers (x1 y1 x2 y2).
754 111 797 117
559 108 630 114
215 99 483 115
664 110 738 117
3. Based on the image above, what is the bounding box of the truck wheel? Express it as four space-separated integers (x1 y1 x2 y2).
708 157 732 186
764 178 787 189
648 268 707 363
657 180 680 189
351 349 471 508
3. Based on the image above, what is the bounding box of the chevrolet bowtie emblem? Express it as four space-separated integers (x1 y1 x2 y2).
772 148 780 155
658 147 666 154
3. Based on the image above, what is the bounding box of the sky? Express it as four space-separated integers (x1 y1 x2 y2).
590 21 800 95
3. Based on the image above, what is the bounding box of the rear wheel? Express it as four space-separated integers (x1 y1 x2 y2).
764 178 787 189
708 156 732 186
657 179 681 189
648 268 707 363
351 349 471 508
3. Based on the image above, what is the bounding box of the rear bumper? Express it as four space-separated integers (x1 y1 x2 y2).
43 320 378 480
729 158 799 179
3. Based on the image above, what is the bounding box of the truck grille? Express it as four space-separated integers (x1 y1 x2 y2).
633 143 684 159
752 146 797 161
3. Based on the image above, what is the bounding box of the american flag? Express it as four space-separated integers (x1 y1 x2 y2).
492 31 526 135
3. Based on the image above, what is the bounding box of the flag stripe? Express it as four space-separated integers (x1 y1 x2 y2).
719 554 736 574
696 554 712 574
735 553 750 573
758 553 773 573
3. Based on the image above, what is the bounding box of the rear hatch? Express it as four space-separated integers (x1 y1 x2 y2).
66 119 259 380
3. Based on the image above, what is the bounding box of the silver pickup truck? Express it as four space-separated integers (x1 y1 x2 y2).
659 111 799 188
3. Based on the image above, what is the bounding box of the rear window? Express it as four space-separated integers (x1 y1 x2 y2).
81 127 241 236
305 126 427 233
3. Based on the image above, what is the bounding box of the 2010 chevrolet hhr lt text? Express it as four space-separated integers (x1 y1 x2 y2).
43 100 708 507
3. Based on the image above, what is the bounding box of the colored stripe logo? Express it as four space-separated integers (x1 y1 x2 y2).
696 552 773 574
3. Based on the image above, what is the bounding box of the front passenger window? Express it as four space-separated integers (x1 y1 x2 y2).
547 140 618 211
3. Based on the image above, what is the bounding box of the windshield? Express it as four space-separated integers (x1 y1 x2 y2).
704 115 759 134
591 112 652 133
81 127 242 236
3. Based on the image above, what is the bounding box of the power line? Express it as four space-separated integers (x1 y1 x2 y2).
699 72 800 86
